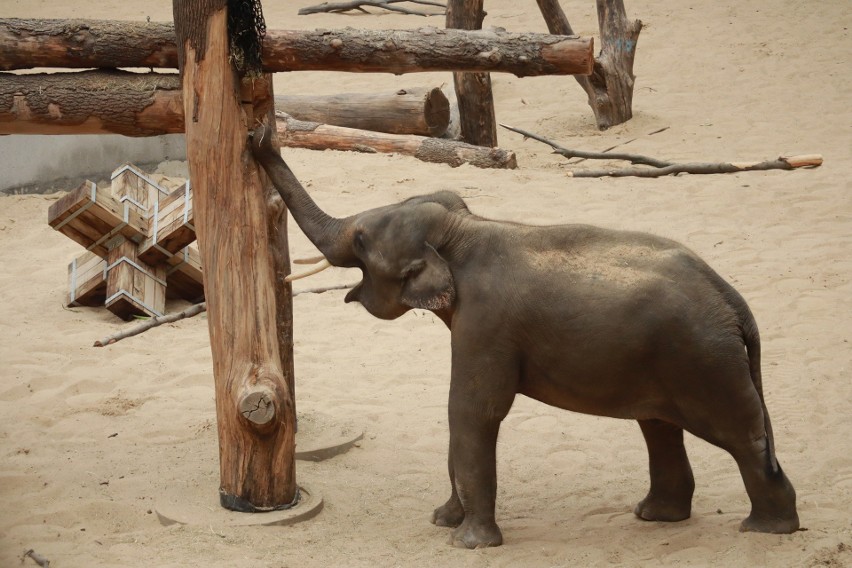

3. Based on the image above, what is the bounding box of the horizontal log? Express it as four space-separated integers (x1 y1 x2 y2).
0 70 514 168
275 87 449 137
276 112 517 169
0 70 183 136
0 18 593 77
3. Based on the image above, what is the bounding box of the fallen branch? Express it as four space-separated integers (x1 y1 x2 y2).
500 123 822 177
298 0 446 16
93 284 356 347
22 549 50 568
501 123 670 167
565 156 823 178
93 302 207 347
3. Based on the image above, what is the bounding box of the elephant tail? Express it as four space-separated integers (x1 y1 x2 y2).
736 295 781 474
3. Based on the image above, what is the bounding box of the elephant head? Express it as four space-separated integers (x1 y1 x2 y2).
251 123 469 320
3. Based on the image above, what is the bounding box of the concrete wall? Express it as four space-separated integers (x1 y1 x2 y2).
0 134 186 194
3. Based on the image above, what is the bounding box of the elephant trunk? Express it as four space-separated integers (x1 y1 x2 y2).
251 126 355 267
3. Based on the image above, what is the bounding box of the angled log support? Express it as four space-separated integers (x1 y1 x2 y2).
536 0 641 130
173 0 296 511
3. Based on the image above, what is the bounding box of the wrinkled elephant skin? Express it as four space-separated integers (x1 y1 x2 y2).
250 124 799 548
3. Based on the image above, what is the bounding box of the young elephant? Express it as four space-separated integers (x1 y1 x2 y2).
250 124 798 548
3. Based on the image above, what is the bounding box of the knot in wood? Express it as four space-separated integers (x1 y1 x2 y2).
239 388 276 426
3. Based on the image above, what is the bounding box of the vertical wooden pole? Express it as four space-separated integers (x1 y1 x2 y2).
446 0 497 147
173 0 297 511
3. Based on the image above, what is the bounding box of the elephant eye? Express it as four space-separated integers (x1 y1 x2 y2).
354 232 366 252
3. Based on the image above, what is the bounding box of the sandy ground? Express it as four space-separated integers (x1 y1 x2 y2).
2 1 851 566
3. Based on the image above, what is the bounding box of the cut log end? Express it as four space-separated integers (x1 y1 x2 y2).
238 387 277 427
781 154 823 168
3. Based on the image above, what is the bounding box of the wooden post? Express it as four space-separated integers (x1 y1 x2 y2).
446 0 497 147
172 0 297 511
536 0 641 130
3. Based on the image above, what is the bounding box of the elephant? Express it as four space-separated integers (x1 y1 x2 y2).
250 123 799 548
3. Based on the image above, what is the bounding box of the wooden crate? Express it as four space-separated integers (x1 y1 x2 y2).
165 244 205 302
48 180 148 258
104 236 167 320
138 180 196 264
67 250 107 307
110 163 170 212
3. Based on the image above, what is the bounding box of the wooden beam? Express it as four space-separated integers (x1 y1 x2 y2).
0 18 593 77
173 0 296 512
446 0 497 147
0 70 183 136
1 71 514 168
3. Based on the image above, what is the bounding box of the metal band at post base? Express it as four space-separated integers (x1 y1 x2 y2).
219 486 301 512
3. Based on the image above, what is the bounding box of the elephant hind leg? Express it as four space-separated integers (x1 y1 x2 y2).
634 419 695 523
730 437 799 534
686 405 799 533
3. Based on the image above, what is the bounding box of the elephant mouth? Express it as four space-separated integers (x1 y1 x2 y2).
344 281 363 304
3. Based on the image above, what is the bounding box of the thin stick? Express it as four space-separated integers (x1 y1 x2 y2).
566 155 823 178
500 123 671 167
92 284 357 347
299 1 446 16
500 124 822 177
93 302 207 347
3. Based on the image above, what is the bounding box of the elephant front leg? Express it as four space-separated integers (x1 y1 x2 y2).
431 443 464 527
446 411 505 549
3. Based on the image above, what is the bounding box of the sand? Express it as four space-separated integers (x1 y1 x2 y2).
1 1 851 566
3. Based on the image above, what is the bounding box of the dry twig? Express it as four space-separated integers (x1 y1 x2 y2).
93 284 356 347
299 0 445 16
500 123 822 178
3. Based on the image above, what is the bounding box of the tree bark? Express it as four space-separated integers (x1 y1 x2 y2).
173 0 297 512
0 70 183 136
446 0 497 147
0 70 510 168
535 0 641 130
276 112 517 169
0 18 593 77
276 87 450 137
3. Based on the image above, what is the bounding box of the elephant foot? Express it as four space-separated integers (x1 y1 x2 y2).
634 493 692 523
430 499 464 528
739 511 800 534
448 518 503 549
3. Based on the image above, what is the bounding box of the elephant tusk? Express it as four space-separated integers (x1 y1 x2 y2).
293 255 327 265
285 259 332 282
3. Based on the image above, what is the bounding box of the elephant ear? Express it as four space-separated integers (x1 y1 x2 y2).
400 243 456 311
